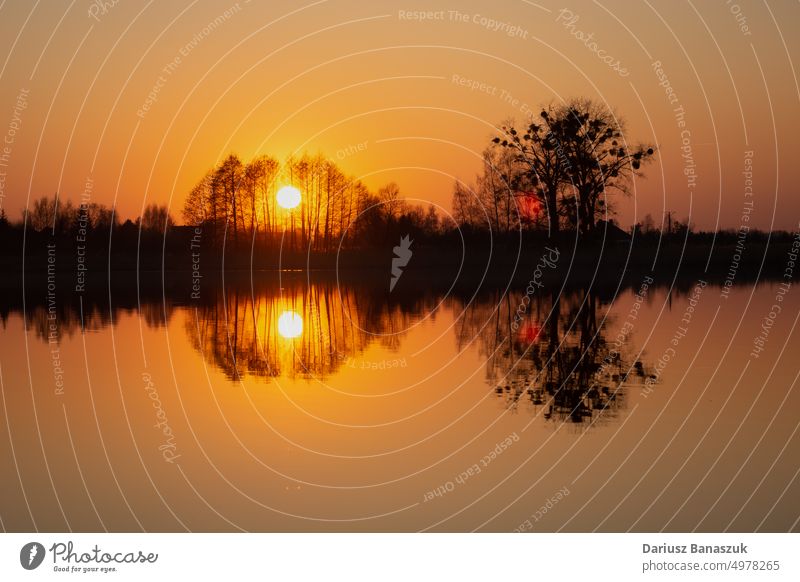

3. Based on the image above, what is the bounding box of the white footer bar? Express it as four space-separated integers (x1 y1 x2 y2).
1 533 797 581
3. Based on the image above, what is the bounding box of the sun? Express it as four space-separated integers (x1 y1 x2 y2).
276 185 301 209
277 310 303 339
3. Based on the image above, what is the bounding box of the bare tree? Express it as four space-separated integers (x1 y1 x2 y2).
493 104 572 237
378 182 402 221
140 203 174 233
215 154 244 244
28 195 57 232
548 99 654 235
493 98 655 236
183 170 213 227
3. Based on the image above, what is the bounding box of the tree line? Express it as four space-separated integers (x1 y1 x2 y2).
7 96 798 259
1 153 444 250
3 196 174 236
181 153 443 250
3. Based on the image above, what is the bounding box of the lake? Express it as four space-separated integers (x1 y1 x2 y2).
1 275 798 532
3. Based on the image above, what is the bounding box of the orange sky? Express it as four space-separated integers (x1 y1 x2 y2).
0 0 797 230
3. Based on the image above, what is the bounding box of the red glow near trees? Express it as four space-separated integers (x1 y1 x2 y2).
518 193 542 222
518 322 541 344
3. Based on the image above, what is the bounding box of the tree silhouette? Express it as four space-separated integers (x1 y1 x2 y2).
139 203 174 233
216 154 244 245
493 98 655 236
451 146 522 234
493 104 571 238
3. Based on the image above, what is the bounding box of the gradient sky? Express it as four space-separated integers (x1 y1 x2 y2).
0 0 797 230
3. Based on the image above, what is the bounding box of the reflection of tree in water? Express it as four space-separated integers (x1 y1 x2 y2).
185 282 431 380
455 287 651 426
23 299 174 343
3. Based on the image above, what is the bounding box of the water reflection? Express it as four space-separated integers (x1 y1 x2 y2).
4 275 800 532
179 280 657 427
13 292 175 341
183 282 439 381
454 287 648 425
10 278 657 427
277 311 303 339
9 277 660 424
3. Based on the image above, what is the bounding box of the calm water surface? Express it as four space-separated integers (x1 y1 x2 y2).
1 278 798 531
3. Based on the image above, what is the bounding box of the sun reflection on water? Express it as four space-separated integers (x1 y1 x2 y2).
277 310 303 339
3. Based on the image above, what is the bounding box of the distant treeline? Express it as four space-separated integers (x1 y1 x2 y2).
2 97 798 272
4 155 447 253
0 98 657 249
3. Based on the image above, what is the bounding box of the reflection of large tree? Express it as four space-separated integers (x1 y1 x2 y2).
455 286 643 425
185 282 432 380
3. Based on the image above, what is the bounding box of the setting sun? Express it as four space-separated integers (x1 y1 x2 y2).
277 310 303 339
276 185 301 209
